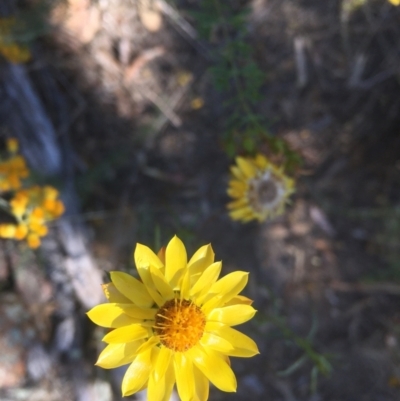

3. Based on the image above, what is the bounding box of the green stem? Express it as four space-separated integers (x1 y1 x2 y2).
212 0 265 133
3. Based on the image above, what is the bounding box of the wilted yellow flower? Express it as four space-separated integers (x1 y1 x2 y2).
227 154 295 222
0 17 31 63
87 236 259 400
0 185 65 248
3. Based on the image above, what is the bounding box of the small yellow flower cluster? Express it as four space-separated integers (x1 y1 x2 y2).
0 139 65 248
0 138 29 192
0 186 65 248
0 17 31 63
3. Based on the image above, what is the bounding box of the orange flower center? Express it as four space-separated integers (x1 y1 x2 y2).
154 298 206 352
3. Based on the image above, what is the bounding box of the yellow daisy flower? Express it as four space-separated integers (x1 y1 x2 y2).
87 236 259 401
227 154 295 223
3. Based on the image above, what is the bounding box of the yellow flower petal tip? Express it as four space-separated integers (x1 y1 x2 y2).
227 153 295 223
87 236 258 400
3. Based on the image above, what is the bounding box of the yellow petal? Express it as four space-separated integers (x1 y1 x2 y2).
187 258 213 287
149 265 175 300
254 154 268 169
136 336 160 355
102 324 149 343
193 365 209 401
148 367 169 401
205 322 259 357
226 198 249 210
162 357 176 401
207 305 256 326
224 295 253 306
133 244 166 304
110 271 153 307
153 347 172 381
174 352 195 401
188 244 214 268
147 346 167 401
201 271 249 314
102 283 131 303
236 157 257 178
134 243 164 269
87 303 155 328
148 370 165 401
180 269 191 300
208 271 249 308
15 225 27 239
190 261 221 298
165 235 187 287
227 187 244 198
200 332 234 353
96 341 144 368
120 304 157 320
87 305 137 328
121 348 153 396
229 207 256 221
135 263 165 307
27 233 41 249
230 166 245 180
187 345 236 392
228 180 246 192
0 224 16 238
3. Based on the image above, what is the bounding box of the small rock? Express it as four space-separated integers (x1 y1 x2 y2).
269 224 290 239
310 205 335 236
26 343 52 381
138 0 163 32
291 222 311 236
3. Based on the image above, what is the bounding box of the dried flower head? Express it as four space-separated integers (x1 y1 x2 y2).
227 154 295 222
87 236 259 400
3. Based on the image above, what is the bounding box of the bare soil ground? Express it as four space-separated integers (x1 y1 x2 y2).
1 0 400 400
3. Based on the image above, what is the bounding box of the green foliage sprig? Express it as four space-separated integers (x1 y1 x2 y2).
192 0 301 172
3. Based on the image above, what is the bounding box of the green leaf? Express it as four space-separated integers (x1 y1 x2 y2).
310 366 319 394
243 137 255 152
277 354 308 377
